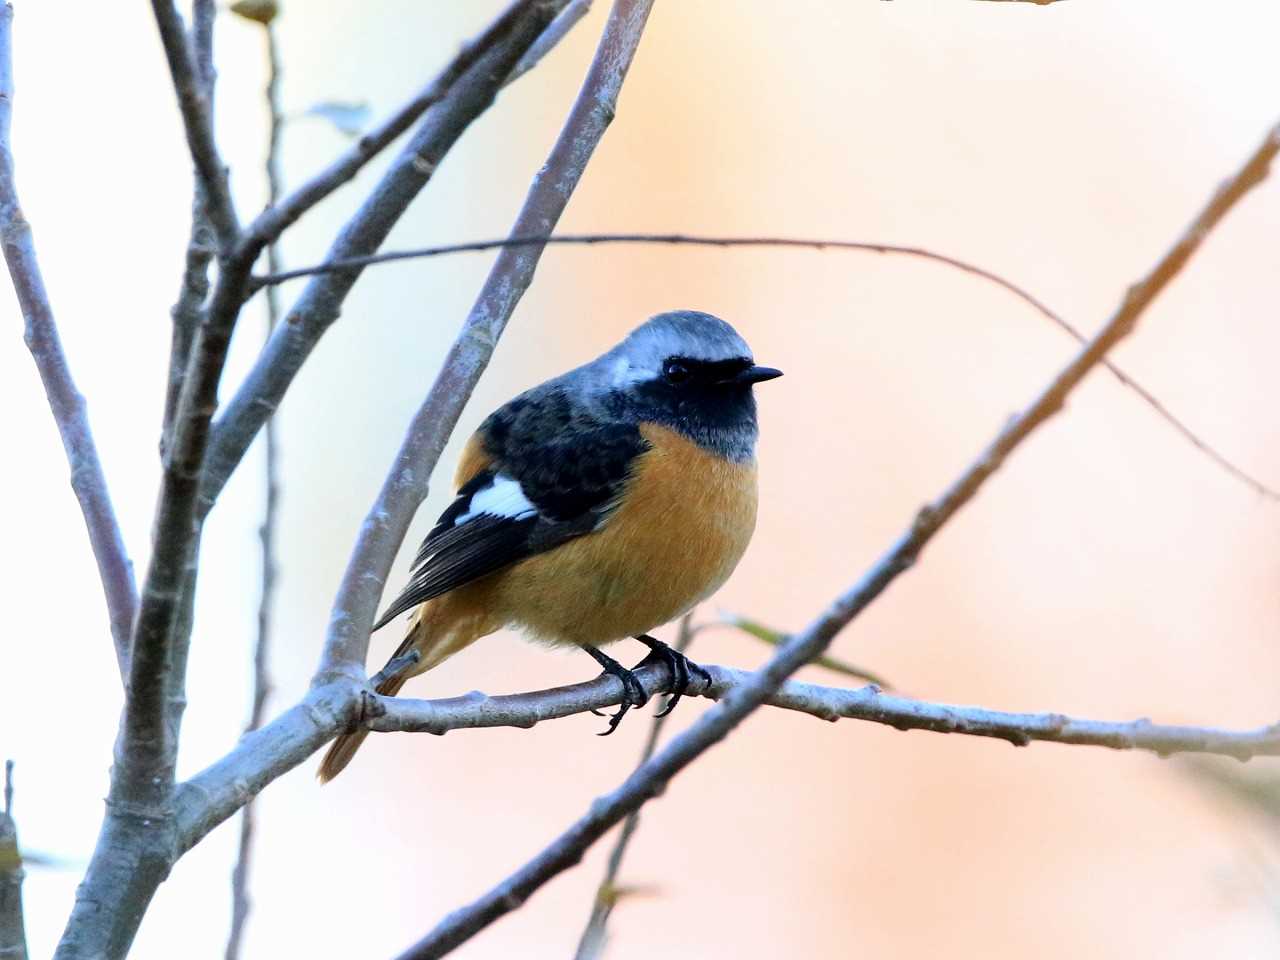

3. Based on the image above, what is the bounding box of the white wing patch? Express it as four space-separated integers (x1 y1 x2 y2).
454 474 538 526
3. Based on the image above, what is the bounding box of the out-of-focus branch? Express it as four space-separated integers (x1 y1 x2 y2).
574 617 693 960
197 0 574 517
314 0 648 680
226 13 284 960
255 231 1280 504
396 117 1280 960
0 0 137 677
149 0 239 252
0 762 27 960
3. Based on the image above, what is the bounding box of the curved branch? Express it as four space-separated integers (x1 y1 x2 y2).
255 230 1280 503
0 0 137 676
396 117 1280 959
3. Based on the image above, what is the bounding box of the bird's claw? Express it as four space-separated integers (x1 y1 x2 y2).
636 635 710 719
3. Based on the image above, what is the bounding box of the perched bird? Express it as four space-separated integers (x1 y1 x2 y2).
319 310 781 782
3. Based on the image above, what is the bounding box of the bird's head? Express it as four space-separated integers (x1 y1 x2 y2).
585 310 781 460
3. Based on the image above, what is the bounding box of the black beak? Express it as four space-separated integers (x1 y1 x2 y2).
728 365 783 386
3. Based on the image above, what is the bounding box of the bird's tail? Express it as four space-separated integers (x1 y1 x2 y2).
317 597 495 784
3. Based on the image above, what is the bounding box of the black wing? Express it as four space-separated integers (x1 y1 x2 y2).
371 390 648 631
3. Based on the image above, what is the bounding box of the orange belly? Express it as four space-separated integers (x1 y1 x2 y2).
489 422 758 646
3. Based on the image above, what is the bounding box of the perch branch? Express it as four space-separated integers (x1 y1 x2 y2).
315 0 658 678
0 0 137 676
395 117 1280 960
256 231 1280 503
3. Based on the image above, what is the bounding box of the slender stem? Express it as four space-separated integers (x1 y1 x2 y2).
225 19 284 960
395 117 1280 960
148 0 239 252
574 617 693 960
0 0 137 677
254 230 1280 504
0 761 26 960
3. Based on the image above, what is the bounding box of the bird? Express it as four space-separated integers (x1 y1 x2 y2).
318 310 781 782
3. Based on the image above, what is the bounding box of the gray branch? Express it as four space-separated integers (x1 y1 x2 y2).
0 762 26 960
394 116 1280 960
197 0 572 517
148 0 239 252
317 0 658 678
226 15 284 960
0 0 137 677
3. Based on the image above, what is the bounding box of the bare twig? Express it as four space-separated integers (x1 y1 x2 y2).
255 231 1280 504
395 118 1280 960
161 0 219 457
365 664 1280 760
0 0 137 677
574 617 693 960
198 0 575 518
507 0 591 86
239 0 537 258
149 0 239 252
225 16 284 960
314 0 639 680
0 762 26 960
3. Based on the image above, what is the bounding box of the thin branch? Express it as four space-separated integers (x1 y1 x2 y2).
574 616 693 960
239 0 538 257
507 0 591 86
713 612 891 688
395 117 1280 960
149 0 239 252
360 664 1280 760
161 0 219 458
314 0 642 680
197 0 577 518
226 16 283 960
254 231 1280 504
0 0 137 676
0 762 26 960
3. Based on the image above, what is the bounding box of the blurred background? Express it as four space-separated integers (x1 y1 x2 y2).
3 0 1279 957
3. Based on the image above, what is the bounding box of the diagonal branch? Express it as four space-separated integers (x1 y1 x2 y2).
255 230 1280 503
315 0 659 679
197 0 574 518
0 0 137 676
573 617 694 960
395 117 1280 959
149 0 239 252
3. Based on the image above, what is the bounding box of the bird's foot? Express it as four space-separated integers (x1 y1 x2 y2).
583 645 649 736
635 634 712 718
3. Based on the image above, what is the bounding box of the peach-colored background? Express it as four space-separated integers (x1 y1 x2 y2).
2 1 1279 958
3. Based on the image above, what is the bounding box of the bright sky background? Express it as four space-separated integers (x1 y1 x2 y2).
3 1 1279 958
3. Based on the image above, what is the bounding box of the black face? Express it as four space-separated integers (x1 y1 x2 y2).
609 355 780 461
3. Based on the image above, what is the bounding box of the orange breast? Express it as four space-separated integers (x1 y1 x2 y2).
491 423 759 646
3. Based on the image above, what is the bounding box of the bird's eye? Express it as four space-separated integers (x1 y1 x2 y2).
663 360 690 384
